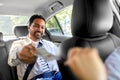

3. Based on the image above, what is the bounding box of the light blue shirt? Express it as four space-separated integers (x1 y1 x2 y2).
8 37 60 80
105 47 120 80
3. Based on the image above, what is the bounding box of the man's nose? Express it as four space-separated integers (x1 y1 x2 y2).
37 26 43 31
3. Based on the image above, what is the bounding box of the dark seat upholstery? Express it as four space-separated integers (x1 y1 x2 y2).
14 25 28 38
58 0 120 80
0 32 13 80
0 32 3 40
0 41 13 80
5 41 18 80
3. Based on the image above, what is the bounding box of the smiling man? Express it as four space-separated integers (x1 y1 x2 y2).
8 14 62 80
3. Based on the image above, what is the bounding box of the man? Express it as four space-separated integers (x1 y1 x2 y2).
8 14 62 80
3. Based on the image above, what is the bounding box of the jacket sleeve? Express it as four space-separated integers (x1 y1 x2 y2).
105 47 120 80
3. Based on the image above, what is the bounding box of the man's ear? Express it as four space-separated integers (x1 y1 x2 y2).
27 25 30 30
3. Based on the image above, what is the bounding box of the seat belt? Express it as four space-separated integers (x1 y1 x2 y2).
23 62 35 80
23 41 43 80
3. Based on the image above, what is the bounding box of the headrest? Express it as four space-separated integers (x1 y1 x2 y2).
0 32 3 40
14 25 47 38
71 0 113 38
14 25 28 38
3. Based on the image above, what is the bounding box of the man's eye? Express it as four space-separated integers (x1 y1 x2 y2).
34 24 39 28
41 26 45 29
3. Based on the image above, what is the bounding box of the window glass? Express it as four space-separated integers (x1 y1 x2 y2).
0 15 29 40
56 6 72 35
46 6 72 36
46 17 62 35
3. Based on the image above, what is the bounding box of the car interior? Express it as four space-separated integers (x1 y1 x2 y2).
0 0 120 80
0 0 73 79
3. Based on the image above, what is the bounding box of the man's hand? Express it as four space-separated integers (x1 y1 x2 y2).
17 43 37 64
65 47 107 80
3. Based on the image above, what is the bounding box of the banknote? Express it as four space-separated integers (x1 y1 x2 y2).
35 47 56 61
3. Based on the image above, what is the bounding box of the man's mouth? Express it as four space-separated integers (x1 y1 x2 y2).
35 31 42 37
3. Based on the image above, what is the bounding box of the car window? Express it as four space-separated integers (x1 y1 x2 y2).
46 17 63 35
0 15 29 40
46 6 72 36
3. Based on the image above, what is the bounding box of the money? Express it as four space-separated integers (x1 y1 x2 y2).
36 47 56 61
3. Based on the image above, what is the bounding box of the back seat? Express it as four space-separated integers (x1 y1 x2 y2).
0 26 28 80
0 32 13 80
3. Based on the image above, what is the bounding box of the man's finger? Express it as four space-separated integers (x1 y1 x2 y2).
68 47 83 59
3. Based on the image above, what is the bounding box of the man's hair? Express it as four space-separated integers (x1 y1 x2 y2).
28 14 46 26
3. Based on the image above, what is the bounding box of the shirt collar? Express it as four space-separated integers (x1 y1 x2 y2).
26 35 43 47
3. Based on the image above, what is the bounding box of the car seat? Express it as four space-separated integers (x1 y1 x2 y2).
0 32 13 80
58 0 120 80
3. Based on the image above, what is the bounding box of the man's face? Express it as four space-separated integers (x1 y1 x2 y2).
28 18 45 41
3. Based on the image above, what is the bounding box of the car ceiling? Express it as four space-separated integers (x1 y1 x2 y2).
0 0 74 19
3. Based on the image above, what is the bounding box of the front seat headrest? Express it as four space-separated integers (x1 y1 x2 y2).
14 25 28 38
72 0 113 38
